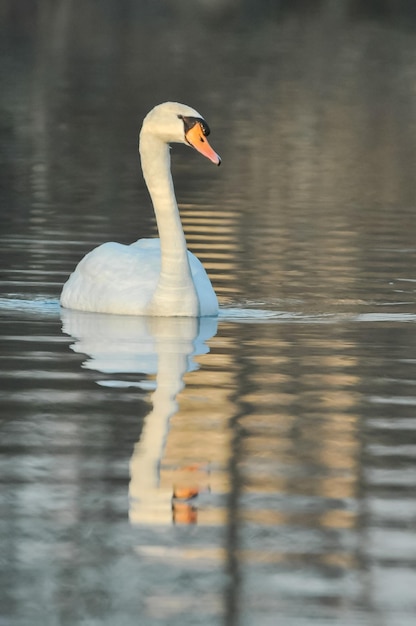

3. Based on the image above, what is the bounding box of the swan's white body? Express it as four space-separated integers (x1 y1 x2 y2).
61 102 220 317
61 239 217 316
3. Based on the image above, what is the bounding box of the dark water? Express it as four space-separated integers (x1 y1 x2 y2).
1 2 416 625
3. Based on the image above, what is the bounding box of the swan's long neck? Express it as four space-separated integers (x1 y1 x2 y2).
139 132 198 316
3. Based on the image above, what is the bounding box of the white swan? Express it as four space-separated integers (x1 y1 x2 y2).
60 102 221 317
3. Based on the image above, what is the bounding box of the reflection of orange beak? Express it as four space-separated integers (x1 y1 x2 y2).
173 486 199 500
172 501 197 525
185 124 221 166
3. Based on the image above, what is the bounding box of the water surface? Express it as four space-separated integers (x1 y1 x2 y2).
1 2 416 625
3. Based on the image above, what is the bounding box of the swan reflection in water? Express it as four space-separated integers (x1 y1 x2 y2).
61 309 218 525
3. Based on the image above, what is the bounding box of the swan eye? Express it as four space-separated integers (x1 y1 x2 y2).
178 115 211 137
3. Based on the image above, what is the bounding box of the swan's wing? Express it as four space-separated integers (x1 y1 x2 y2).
61 240 161 314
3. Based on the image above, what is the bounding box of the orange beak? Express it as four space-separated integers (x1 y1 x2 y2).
185 123 221 166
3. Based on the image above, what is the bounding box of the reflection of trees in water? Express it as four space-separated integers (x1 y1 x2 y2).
224 314 416 618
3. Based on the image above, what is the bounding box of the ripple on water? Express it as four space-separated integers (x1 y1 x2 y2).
0 298 61 317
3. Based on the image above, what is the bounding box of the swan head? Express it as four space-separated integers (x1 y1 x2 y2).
141 102 221 166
